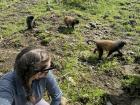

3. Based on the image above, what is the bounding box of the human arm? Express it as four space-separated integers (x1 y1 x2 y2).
45 71 62 105
0 98 11 105
0 79 14 105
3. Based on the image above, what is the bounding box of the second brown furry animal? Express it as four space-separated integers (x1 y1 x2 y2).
64 16 79 29
87 40 126 60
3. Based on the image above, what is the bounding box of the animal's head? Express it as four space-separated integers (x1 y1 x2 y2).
28 15 34 20
74 19 79 25
121 40 127 45
118 40 127 48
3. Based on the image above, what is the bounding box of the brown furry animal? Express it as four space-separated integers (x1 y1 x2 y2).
87 40 126 59
26 15 36 30
64 16 79 29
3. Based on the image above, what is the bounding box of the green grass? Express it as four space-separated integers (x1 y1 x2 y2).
122 75 140 89
0 0 140 104
1 22 23 37
97 59 119 71
0 0 19 9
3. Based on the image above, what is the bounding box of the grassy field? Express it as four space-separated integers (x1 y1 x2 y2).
0 0 140 105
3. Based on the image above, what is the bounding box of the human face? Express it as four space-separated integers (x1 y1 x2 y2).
35 58 52 80
30 57 53 81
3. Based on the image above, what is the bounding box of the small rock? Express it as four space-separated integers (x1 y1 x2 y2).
127 51 135 55
84 25 91 29
89 22 97 28
0 72 3 78
45 30 52 34
61 97 68 105
123 65 134 75
34 28 42 34
106 101 113 105
113 16 121 19
67 77 76 86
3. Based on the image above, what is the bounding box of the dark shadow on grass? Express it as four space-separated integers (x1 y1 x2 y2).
58 26 74 34
103 75 140 105
86 55 101 65
134 56 140 64
79 53 129 67
78 55 103 66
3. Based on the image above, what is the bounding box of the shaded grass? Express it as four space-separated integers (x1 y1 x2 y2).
0 0 139 105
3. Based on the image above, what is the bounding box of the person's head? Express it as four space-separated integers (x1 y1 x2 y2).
14 47 54 101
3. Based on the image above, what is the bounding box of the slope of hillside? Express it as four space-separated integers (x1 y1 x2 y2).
0 0 140 105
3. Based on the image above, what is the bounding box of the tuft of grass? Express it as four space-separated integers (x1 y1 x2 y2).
122 75 140 87
1 23 23 37
0 0 139 105
0 0 19 9
97 58 119 72
135 26 140 33
26 0 48 17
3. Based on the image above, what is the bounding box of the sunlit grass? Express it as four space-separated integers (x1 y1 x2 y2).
0 0 139 104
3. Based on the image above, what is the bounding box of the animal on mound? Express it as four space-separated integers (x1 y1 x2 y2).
64 16 79 29
87 39 126 60
26 15 36 30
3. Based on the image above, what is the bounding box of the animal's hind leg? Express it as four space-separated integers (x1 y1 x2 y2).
107 50 114 58
93 48 97 53
66 23 69 28
71 23 75 29
117 50 123 56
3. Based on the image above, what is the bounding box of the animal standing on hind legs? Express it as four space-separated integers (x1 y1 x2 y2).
87 40 127 60
26 15 36 30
